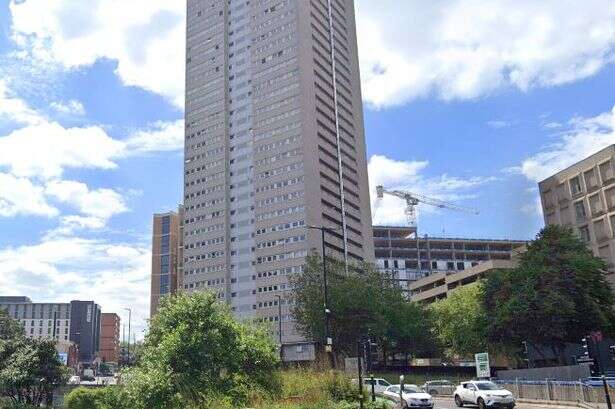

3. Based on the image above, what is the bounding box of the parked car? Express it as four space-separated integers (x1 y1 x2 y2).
454 381 515 409
382 384 434 408
351 378 392 395
67 375 81 385
423 380 455 395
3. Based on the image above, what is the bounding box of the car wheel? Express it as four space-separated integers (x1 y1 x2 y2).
455 395 464 407
478 398 486 409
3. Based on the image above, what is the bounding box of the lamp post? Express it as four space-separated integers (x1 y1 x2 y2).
307 225 341 368
275 294 283 362
124 308 131 366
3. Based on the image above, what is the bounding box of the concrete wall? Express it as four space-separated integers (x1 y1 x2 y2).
497 365 590 381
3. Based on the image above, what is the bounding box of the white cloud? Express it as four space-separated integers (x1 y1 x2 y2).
368 155 494 225
0 79 42 125
513 105 615 182
46 180 127 220
50 99 85 116
0 236 151 337
0 121 124 179
543 121 562 129
355 0 615 108
487 120 513 129
125 120 184 153
9 0 185 108
0 172 58 217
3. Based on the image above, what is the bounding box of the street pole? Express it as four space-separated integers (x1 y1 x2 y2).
357 341 364 409
275 294 283 363
603 376 613 409
371 374 376 402
400 375 405 405
307 225 337 368
124 308 131 366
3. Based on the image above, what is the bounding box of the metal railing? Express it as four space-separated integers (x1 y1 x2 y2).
496 379 614 407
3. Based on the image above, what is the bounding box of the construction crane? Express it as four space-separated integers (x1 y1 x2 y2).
376 185 479 230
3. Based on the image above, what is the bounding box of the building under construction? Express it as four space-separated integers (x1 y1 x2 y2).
373 225 526 293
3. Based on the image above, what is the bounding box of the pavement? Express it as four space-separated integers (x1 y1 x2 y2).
433 398 583 409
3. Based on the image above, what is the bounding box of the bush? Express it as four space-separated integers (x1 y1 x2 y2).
63 386 128 409
0 402 40 409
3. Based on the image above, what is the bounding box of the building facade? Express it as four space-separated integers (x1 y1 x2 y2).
408 259 518 304
539 145 615 287
150 209 183 317
100 313 121 363
373 225 526 292
182 0 374 355
0 298 102 363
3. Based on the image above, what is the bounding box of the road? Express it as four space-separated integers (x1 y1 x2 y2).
433 398 571 409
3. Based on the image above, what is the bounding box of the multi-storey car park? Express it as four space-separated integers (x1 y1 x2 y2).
182 0 374 362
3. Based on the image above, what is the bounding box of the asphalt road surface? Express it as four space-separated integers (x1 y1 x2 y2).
434 398 570 409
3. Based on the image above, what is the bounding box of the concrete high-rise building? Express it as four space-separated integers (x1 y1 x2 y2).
539 144 615 287
150 208 183 317
183 0 374 359
0 298 101 363
100 313 121 363
373 225 526 293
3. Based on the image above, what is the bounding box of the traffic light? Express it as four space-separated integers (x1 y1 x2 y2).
609 345 615 357
582 337 590 357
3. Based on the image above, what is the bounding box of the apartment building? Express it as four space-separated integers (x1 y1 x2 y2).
373 225 526 292
182 0 374 358
100 313 121 363
0 297 102 363
539 145 615 287
150 208 183 317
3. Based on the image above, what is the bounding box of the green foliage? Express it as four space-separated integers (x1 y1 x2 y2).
120 291 280 409
428 283 488 358
291 255 434 358
0 400 40 409
0 337 68 406
484 225 615 361
0 310 23 341
63 387 128 409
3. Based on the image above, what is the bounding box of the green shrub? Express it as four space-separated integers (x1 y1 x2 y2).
0 402 40 409
63 386 128 409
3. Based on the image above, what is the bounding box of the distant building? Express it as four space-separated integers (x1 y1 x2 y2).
408 259 518 304
373 225 526 292
0 298 101 363
539 145 615 288
99 313 120 364
150 207 183 317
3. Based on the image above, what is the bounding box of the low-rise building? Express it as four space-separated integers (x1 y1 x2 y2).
0 298 101 363
408 259 518 304
539 144 615 287
373 225 526 292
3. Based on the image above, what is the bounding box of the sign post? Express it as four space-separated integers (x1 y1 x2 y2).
475 352 491 379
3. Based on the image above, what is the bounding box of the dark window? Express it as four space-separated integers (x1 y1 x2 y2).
161 216 171 235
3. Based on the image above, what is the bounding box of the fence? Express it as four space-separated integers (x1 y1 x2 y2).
496 380 615 408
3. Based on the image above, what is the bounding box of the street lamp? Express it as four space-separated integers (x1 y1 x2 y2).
123 308 131 367
307 225 342 368
275 294 283 362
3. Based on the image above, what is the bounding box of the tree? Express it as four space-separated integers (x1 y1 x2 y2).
0 310 23 341
0 338 68 406
291 255 434 359
484 225 615 363
428 283 488 359
123 291 280 409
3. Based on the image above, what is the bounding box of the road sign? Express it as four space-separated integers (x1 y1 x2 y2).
577 355 595 364
475 352 491 378
345 357 359 375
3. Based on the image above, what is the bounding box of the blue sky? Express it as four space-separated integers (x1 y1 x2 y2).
0 0 614 335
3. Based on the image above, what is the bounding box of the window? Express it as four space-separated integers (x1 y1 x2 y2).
432 261 438 269
574 201 586 220
579 226 591 242
570 176 582 195
447 262 455 270
457 262 465 270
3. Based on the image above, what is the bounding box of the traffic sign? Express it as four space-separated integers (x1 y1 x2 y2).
475 352 491 378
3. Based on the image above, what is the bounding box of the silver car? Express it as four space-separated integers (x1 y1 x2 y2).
422 380 455 396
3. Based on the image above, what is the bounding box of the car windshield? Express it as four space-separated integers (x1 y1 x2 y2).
380 380 391 386
476 382 500 391
403 386 422 393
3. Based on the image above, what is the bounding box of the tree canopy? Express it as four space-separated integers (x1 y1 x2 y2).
429 283 488 359
484 225 615 362
122 291 281 409
291 255 434 359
